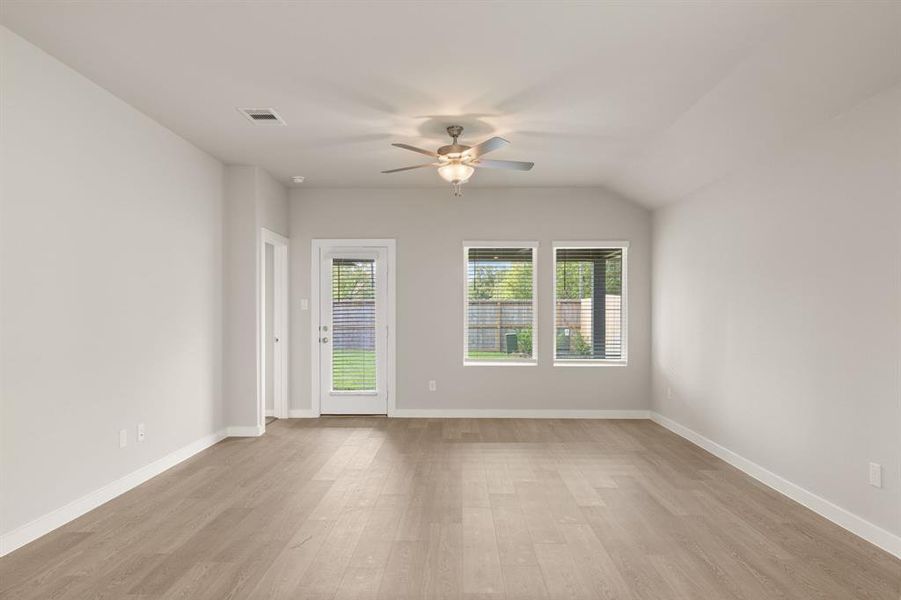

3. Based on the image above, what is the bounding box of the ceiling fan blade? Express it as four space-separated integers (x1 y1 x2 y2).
471 158 534 171
392 143 439 158
381 163 438 174
464 136 509 159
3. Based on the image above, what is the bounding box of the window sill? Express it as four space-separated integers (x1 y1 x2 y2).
553 360 627 367
464 360 538 367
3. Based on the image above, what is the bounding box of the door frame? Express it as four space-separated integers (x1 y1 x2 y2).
260 228 289 425
310 239 396 417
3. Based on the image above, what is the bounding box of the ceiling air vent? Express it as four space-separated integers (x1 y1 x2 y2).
238 108 286 125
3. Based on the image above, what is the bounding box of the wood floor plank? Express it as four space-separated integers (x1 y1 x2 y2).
422 522 463 600
0 417 898 600
533 542 594 600
461 507 503 596
489 493 538 567
376 540 428 599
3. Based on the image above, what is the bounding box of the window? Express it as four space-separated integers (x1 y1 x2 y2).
553 242 627 365
464 243 538 365
331 258 377 391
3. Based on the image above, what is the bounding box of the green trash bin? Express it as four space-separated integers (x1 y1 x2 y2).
505 332 518 353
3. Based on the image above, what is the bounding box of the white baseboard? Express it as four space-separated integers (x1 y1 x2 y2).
0 429 227 557
649 412 901 559
225 424 265 437
284 408 646 419
390 409 649 419
288 409 319 418
264 409 274 417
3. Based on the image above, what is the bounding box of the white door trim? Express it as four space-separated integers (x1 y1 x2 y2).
311 239 396 417
260 229 289 425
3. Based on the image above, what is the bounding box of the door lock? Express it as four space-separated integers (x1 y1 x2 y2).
320 337 329 343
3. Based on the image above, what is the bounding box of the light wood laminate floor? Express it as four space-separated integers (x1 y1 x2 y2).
1 418 899 599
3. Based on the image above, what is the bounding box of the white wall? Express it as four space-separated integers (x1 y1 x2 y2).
222 165 287 428
289 187 651 414
652 84 901 540
0 27 225 539
257 168 289 237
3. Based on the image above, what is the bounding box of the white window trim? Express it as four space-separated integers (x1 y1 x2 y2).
463 241 539 366
552 240 629 367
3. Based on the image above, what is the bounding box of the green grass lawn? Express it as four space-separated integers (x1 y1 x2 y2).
332 348 530 391
332 349 376 391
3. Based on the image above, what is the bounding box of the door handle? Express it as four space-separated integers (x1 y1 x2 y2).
321 337 329 343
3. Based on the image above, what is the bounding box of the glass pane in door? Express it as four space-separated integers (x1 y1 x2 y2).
331 258 377 392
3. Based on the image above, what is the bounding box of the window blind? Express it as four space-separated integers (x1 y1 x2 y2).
332 258 377 391
465 247 535 362
554 247 624 361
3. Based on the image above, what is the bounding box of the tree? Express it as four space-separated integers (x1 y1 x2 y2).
332 261 375 300
469 265 502 299
556 259 622 298
556 261 592 299
496 263 533 300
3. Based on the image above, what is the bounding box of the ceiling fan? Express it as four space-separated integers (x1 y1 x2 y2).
382 125 534 196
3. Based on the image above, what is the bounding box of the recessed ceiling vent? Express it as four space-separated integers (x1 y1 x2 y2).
238 108 286 125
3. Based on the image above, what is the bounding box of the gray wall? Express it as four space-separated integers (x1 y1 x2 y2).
289 187 651 413
652 84 901 537
0 28 225 536
223 166 257 428
223 165 288 428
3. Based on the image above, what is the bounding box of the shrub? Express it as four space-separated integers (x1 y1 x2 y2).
516 329 532 355
556 330 569 351
571 331 591 356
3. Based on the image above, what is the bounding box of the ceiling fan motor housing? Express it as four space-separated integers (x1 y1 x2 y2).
438 125 470 158
437 144 470 157
438 125 471 158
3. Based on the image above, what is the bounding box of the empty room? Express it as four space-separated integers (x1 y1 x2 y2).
1 1 899 598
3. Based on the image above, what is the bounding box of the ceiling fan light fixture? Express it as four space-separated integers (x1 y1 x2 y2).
437 162 474 184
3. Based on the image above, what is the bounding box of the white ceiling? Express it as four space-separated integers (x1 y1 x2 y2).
2 1 899 207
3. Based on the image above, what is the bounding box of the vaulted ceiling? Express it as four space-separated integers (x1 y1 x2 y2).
2 1 899 207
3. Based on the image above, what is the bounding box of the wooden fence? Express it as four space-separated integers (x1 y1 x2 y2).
468 297 622 354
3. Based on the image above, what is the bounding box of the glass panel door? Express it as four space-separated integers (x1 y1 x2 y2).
320 247 388 414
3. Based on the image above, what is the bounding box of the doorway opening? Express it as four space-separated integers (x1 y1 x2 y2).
260 229 289 430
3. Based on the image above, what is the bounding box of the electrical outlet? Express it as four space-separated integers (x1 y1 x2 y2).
300 298 309 311
137 423 145 442
666 386 673 400
119 429 128 448
869 463 882 488
428 380 437 392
